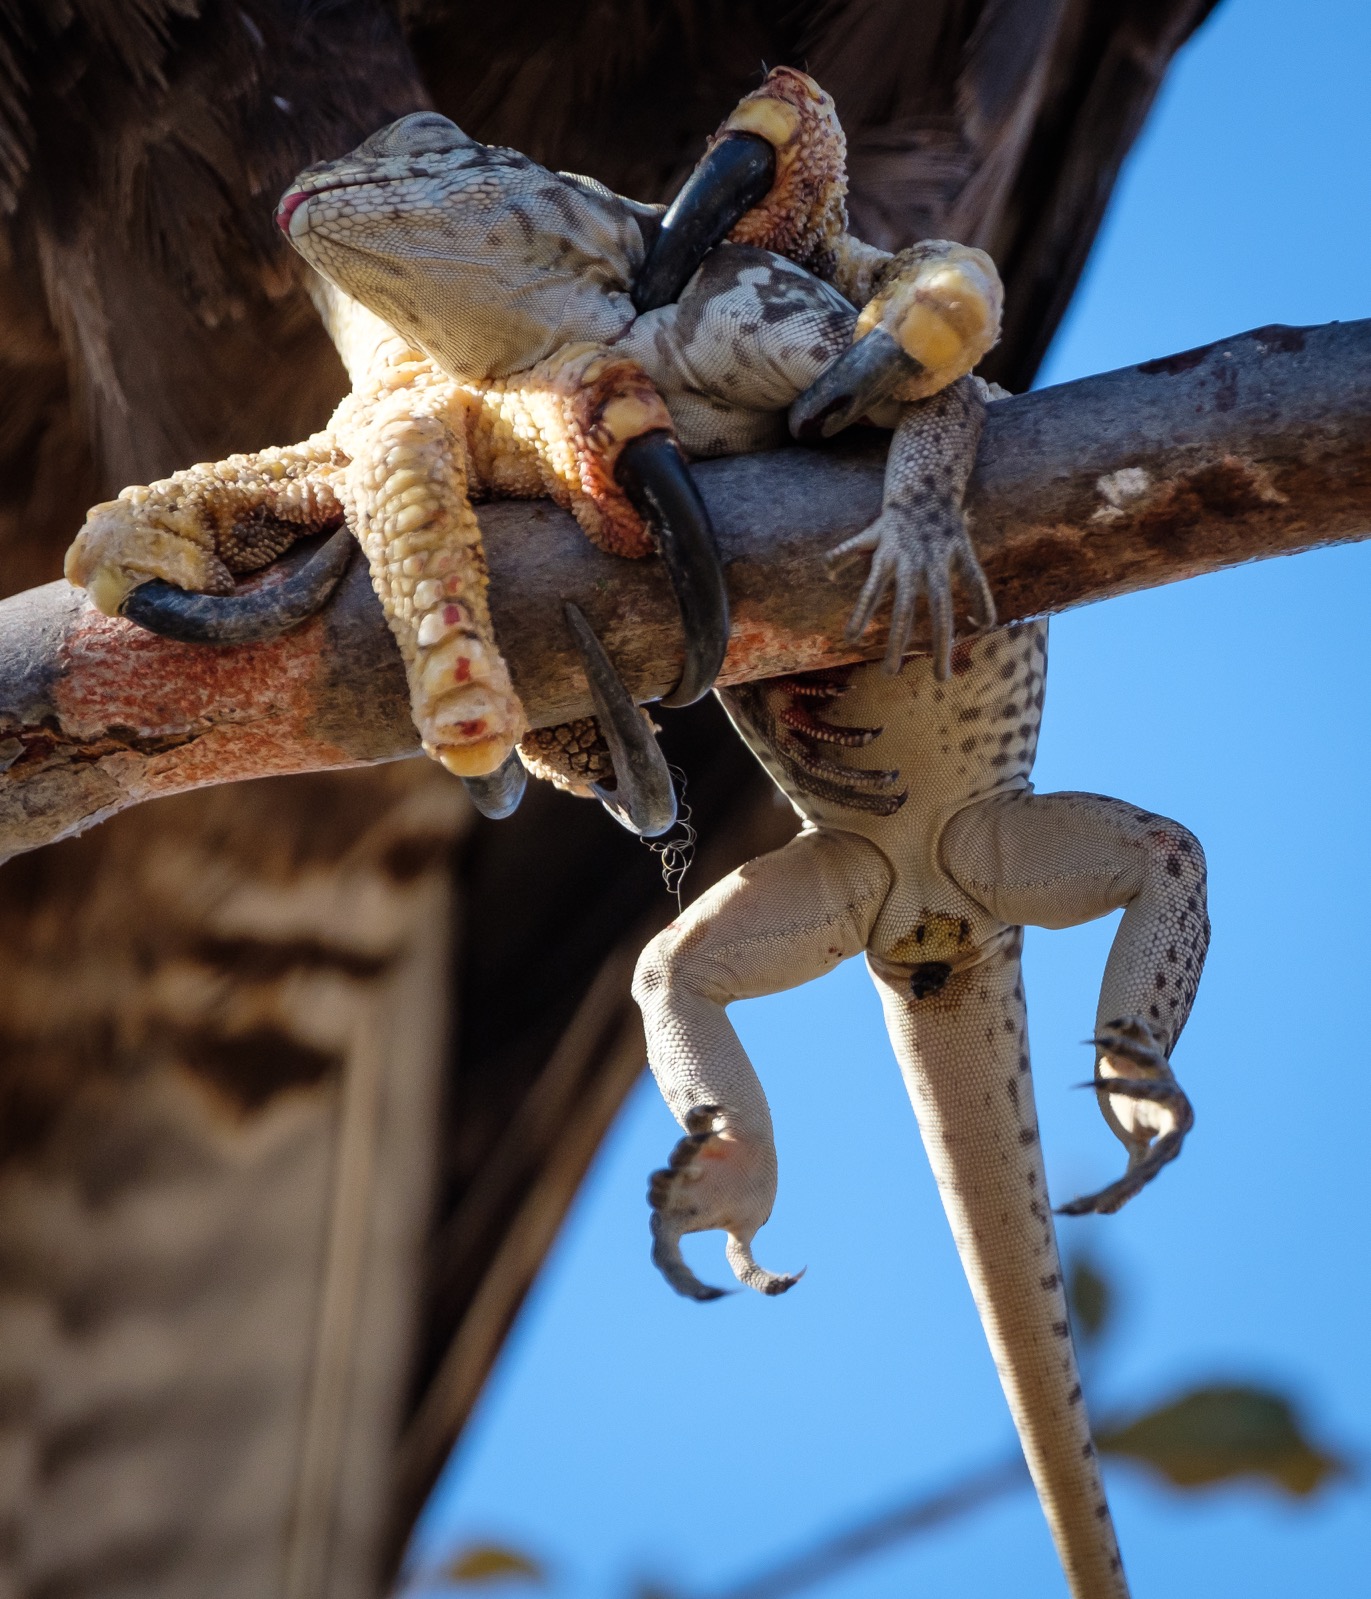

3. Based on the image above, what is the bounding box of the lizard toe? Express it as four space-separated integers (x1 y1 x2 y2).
646 1106 797 1299
1059 1016 1194 1215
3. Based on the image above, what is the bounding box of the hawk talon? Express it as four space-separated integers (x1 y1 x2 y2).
613 430 729 707
631 131 775 313
564 601 677 837
460 750 527 820
119 526 355 645
790 327 924 440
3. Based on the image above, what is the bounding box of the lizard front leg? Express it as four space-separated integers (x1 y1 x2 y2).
941 789 1210 1213
633 825 892 1298
868 936 1129 1599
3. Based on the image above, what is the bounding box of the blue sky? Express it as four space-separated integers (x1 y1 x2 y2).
414 2 1371 1594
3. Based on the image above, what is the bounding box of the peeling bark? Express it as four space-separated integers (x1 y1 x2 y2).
3 318 1368 862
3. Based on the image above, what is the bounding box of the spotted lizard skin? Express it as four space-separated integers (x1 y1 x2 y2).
625 74 1210 1599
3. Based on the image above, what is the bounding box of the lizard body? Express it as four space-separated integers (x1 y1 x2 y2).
638 613 1208 1599
623 75 1210 1598
292 77 1205 1595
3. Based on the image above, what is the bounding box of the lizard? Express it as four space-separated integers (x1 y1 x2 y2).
620 79 1210 1599
62 71 999 832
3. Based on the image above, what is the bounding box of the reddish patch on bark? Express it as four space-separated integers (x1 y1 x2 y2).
44 603 361 800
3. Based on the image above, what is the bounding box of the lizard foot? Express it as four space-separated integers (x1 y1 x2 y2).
789 241 1003 438
1058 1017 1195 1216
648 1105 802 1300
824 376 996 676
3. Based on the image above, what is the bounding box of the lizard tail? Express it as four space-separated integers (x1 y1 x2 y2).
870 934 1130 1599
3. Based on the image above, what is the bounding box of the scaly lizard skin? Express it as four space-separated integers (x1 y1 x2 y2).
286 70 1208 1596
624 72 1210 1599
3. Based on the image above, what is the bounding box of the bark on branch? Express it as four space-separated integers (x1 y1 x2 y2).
3 318 1368 862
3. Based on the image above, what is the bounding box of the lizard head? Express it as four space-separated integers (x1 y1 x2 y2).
633 66 847 311
790 241 1004 438
278 113 645 379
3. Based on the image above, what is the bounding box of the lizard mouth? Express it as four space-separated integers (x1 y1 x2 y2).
274 179 361 238
274 189 310 235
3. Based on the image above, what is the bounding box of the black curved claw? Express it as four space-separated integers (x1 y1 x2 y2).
789 327 924 441
120 526 355 644
631 132 775 313
564 601 677 837
461 750 527 820
614 431 728 707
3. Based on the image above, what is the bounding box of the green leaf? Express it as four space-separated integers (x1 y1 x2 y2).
1065 1253 1115 1348
441 1543 547 1587
1099 1383 1350 1497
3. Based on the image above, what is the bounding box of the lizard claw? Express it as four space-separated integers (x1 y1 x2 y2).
1057 1018 1195 1216
631 131 775 312
821 378 995 677
647 1105 802 1300
564 601 677 837
613 431 729 707
460 749 527 820
120 526 355 644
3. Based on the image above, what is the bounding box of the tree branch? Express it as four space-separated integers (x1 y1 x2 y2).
3 319 1367 862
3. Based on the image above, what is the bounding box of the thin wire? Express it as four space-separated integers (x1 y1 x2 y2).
643 764 696 912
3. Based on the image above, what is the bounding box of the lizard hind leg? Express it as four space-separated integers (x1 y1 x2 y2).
1059 1016 1196 1216
632 826 892 1299
942 789 1210 1215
